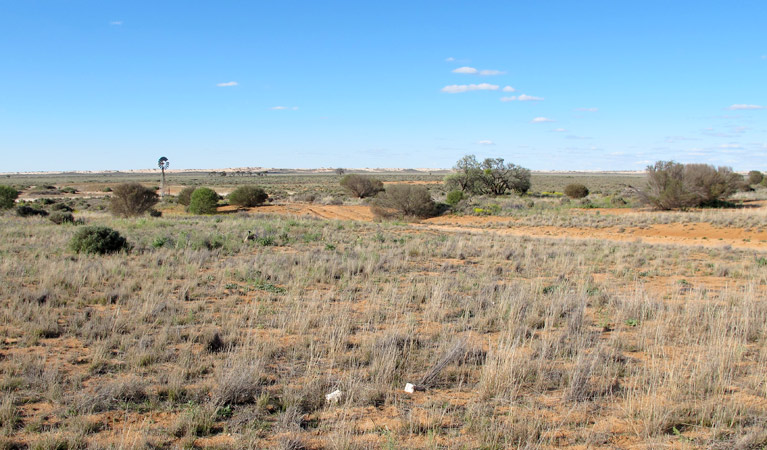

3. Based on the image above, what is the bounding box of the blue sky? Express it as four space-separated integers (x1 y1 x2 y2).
1 1 765 172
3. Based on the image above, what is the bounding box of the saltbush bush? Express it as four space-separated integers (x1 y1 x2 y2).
70 226 129 254
0 185 19 209
16 205 48 217
177 186 196 207
370 184 436 219
49 212 75 224
564 184 589 199
188 188 219 214
110 183 159 217
340 174 384 198
228 186 268 207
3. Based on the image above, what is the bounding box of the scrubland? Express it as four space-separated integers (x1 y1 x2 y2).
1 173 767 449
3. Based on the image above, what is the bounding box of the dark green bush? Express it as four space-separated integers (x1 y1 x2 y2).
177 186 196 207
189 188 219 214
16 205 48 217
370 184 437 219
70 226 129 254
49 212 75 224
748 170 763 185
446 190 464 206
0 185 19 209
564 184 589 199
340 174 384 198
228 186 268 207
50 203 73 212
109 183 159 217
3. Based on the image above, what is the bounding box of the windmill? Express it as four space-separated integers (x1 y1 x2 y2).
158 157 169 198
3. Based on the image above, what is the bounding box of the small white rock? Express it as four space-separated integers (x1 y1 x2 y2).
404 383 415 393
325 389 342 403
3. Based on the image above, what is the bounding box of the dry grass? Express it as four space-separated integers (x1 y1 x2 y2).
1 177 767 449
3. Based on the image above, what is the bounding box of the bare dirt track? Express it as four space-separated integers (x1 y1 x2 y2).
242 203 767 251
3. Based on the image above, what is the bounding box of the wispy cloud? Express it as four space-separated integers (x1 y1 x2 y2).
477 140 495 145
500 94 543 102
452 66 478 74
553 128 567 132
575 107 598 112
502 86 515 92
531 117 554 123
109 21 123 26
727 104 764 110
445 57 455 62
271 106 299 110
479 69 505 76
441 83 499 94
216 81 238 87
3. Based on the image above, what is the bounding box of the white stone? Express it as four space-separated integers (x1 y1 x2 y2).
325 389 342 403
404 383 415 393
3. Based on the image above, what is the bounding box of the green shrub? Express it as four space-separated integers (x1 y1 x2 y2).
748 170 763 185
340 174 384 198
228 186 268 207
188 188 219 214
370 185 436 219
0 185 19 209
70 226 129 254
16 205 48 217
49 212 75 224
639 161 742 210
177 186 196 206
564 183 589 199
109 183 159 217
445 190 464 206
50 202 73 212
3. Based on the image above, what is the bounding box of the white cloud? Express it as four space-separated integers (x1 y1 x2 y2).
531 117 554 123
445 57 455 62
500 94 543 102
441 83 499 93
479 69 505 76
270 106 299 110
109 21 122 25
727 104 764 110
553 128 567 132
502 86 516 92
718 144 742 149
478 140 495 145
575 107 598 112
216 81 238 87
452 66 478 74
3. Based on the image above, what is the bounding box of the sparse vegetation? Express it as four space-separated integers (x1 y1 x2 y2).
188 187 219 214
109 182 159 217
340 174 384 198
639 161 742 210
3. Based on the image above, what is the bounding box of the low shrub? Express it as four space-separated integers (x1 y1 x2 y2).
70 226 129 254
446 190 464 206
0 185 19 209
50 203 73 212
110 183 159 217
748 170 763 185
177 186 196 207
188 187 219 214
16 205 48 217
49 212 75 224
639 161 742 210
564 184 589 199
340 174 384 198
228 186 268 207
370 184 437 219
